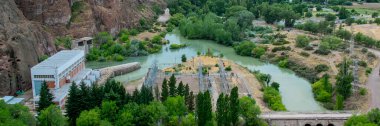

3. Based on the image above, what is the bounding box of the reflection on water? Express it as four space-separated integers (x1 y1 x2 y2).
86 29 325 112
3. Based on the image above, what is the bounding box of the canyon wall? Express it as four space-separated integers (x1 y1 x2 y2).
0 0 165 95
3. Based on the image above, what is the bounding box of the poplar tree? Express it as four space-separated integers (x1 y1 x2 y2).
66 82 80 124
188 91 195 112
169 74 177 96
161 78 169 101
177 81 185 96
38 81 54 112
140 86 154 104
336 58 353 99
217 94 228 126
196 91 212 126
229 87 239 125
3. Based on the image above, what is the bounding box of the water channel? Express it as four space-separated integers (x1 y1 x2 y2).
87 29 325 112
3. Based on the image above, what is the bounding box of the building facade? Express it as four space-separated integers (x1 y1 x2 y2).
31 50 85 109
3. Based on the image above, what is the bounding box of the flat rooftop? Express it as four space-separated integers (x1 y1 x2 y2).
32 50 84 70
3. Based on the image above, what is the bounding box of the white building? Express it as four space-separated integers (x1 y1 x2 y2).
31 50 86 109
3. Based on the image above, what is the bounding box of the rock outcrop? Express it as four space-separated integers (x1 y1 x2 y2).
0 0 165 95
0 0 56 95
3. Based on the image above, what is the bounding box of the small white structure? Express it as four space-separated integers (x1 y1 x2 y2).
1 96 24 104
31 50 87 109
72 37 93 54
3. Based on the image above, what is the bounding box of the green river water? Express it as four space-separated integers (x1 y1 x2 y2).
87 29 325 112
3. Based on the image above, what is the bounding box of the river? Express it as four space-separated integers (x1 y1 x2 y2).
87 29 325 112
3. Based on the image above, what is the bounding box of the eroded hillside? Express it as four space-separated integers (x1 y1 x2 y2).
0 0 166 95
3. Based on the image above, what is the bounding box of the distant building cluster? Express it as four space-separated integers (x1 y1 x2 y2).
31 50 100 109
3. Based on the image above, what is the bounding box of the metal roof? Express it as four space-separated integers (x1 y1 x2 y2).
32 50 84 70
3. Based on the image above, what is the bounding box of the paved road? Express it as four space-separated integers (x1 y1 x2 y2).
366 48 380 109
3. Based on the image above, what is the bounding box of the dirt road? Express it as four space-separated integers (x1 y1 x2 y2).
366 48 380 109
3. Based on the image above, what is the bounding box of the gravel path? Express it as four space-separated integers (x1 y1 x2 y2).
366 48 380 109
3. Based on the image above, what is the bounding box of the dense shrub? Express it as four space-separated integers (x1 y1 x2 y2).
287 60 319 82
272 46 291 52
170 44 187 49
263 87 286 111
375 18 380 25
358 60 368 67
278 59 288 68
296 35 310 48
300 51 310 57
314 64 329 73
312 75 333 102
252 47 266 58
234 41 256 56
325 13 337 21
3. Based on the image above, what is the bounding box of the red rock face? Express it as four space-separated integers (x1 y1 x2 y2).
0 0 56 95
0 0 166 95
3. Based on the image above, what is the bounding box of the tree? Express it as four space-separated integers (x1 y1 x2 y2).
100 101 118 122
338 7 351 19
372 12 379 18
252 47 266 58
216 94 229 126
335 58 353 99
38 105 67 126
164 96 187 118
271 82 280 91
177 81 185 96
325 13 337 21
368 108 380 125
295 35 310 48
76 109 102 126
66 82 81 124
146 101 168 125
305 11 313 18
169 74 177 96
181 54 187 62
239 97 268 126
0 101 36 126
229 87 239 125
139 86 154 104
375 18 380 25
187 91 195 112
161 78 169 101
196 91 212 126
335 29 352 40
38 81 54 112
335 94 344 110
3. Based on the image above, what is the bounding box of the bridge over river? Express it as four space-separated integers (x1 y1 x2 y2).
260 111 355 126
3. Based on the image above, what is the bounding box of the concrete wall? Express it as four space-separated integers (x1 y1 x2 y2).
265 119 345 126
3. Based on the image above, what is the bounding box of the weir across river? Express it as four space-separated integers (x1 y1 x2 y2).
260 111 354 126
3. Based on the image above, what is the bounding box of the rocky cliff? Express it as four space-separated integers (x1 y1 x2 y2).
0 0 165 96
0 0 56 95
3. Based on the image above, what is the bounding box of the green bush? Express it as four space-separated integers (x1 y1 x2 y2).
359 88 367 95
252 47 266 58
38 55 49 62
170 44 187 49
113 54 124 61
312 75 333 103
300 51 310 57
295 35 310 48
305 12 313 18
263 87 286 111
358 60 368 67
325 13 337 21
366 67 372 75
278 59 288 68
375 18 380 25
234 41 256 56
272 46 291 52
225 66 232 71
55 36 72 49
314 64 329 73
